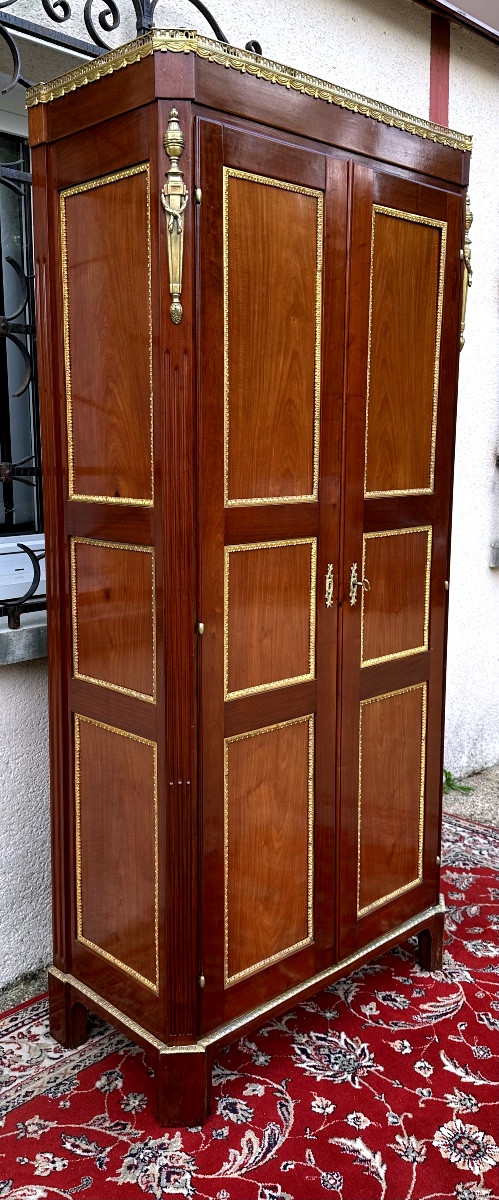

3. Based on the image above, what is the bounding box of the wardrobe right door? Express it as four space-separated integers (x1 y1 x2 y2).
338 163 464 957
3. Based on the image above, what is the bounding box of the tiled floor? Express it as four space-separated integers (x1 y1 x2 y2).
1 765 497 1014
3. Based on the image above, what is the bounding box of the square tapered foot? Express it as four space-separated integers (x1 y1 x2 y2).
48 967 89 1049
155 1046 210 1127
418 909 445 971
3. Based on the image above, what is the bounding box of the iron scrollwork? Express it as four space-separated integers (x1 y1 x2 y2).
0 0 261 627
0 19 32 93
83 0 122 49
0 184 39 546
0 0 262 96
0 541 45 629
0 151 42 581
0 255 34 397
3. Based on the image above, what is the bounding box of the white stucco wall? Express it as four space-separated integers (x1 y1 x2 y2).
150 0 431 117
5 0 432 116
0 661 51 987
0 0 496 988
445 26 499 775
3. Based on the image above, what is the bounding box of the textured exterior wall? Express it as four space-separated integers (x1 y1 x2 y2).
444 27 499 775
5 0 431 117
0 661 51 986
152 0 431 117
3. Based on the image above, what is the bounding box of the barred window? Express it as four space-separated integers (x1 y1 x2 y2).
0 132 45 626
1 132 42 534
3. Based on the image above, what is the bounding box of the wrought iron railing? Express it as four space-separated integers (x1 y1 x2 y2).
0 541 46 628
0 1 260 632
0 1 262 95
0 132 45 629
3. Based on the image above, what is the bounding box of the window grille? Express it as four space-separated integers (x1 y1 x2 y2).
0 133 45 629
0 0 261 634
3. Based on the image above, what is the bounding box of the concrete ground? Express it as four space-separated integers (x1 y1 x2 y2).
0 963 48 1012
1 765 497 1015
442 762 499 827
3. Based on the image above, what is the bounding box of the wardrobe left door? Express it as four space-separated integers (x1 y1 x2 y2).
35 101 178 1044
196 117 347 1032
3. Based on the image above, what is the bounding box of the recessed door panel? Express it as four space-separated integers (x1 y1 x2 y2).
358 685 426 915
71 537 156 701
225 169 322 505
365 207 446 497
225 539 316 699
75 715 158 991
361 527 431 667
225 717 314 985
61 165 153 505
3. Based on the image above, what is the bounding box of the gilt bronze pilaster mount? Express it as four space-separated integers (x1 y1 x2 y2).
460 195 473 352
161 108 188 324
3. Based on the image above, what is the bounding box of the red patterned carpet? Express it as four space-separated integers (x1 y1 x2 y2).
0 814 498 1200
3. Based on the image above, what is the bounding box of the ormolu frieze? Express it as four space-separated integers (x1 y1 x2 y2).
26 30 472 153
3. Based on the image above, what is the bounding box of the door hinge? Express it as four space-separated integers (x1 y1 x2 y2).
460 194 473 351
325 563 334 608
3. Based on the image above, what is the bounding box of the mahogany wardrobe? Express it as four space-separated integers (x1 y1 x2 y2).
27 30 471 1125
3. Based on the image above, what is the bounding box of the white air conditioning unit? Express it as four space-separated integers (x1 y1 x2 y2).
0 534 46 602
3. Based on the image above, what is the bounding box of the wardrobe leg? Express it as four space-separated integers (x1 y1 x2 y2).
155 1046 210 1128
48 968 89 1049
418 911 445 972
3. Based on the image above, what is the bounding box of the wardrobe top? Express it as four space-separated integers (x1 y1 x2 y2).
26 27 472 154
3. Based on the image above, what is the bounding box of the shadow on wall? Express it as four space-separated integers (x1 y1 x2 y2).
0 659 51 988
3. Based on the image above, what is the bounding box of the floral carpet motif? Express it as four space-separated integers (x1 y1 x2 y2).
0 813 498 1200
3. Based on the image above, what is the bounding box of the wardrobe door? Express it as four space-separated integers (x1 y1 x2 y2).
196 118 347 1031
339 164 463 956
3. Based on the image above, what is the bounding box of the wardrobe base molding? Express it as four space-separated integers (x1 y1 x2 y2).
48 899 445 1127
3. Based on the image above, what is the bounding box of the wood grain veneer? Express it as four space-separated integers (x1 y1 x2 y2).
365 209 445 496
75 715 158 990
61 167 153 505
225 539 316 698
361 527 431 666
225 717 313 984
358 685 426 914
225 171 321 504
71 539 156 701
